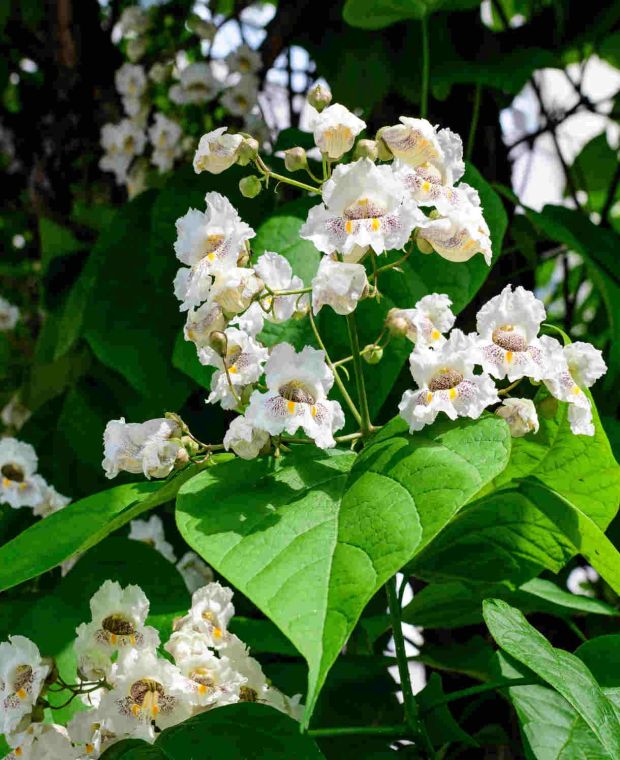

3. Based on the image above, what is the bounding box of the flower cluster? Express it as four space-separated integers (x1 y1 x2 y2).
394 285 606 436
0 580 300 758
0 438 70 517
99 4 264 192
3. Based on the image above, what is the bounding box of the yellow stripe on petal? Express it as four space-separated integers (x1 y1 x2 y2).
449 388 458 400
345 220 353 234
431 329 441 341
287 401 296 414
371 218 380 231
505 351 513 364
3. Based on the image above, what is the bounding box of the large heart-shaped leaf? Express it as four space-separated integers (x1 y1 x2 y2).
176 415 511 721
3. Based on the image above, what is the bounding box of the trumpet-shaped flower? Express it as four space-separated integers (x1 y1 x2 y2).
5 723 74 760
31 480 70 518
245 343 345 448
176 552 214 594
220 75 259 117
0 438 44 510
148 113 182 174
193 127 244 174
386 294 455 347
99 119 146 185
495 397 539 437
416 198 492 265
184 301 227 349
171 583 235 649
311 257 367 315
226 44 261 75
300 158 425 256
399 330 499 432
254 252 307 323
311 103 366 159
169 62 219 105
129 515 177 563
223 415 270 460
175 650 244 709
102 417 184 479
0 636 50 735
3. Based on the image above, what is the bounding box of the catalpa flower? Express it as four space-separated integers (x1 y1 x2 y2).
254 252 308 323
0 296 19 331
300 158 425 256
31 481 70 519
175 649 244 709
0 636 50 735
245 343 345 448
1 395 30 431
129 515 177 563
311 256 367 315
221 75 259 117
97 649 192 743
0 438 45 510
386 293 456 348
209 263 262 316
173 192 255 311
5 722 73 760
399 330 499 432
184 301 227 349
102 417 184 479
199 327 268 410
311 103 366 159
223 415 270 460
149 113 182 174
475 285 548 381
176 552 214 594
115 63 147 117
496 397 539 438
226 43 262 75
171 582 235 649
193 127 244 174
75 581 160 680
416 198 492 265
99 119 146 185
169 62 219 105
67 710 116 759
541 338 607 436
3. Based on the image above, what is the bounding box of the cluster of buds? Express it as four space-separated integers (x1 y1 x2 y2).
0 581 300 758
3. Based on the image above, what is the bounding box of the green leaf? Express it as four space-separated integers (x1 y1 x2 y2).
343 0 479 29
418 673 477 748
519 479 620 595
172 331 214 389
102 704 325 759
38 217 83 272
176 415 511 721
0 463 206 592
483 599 620 758
575 635 620 688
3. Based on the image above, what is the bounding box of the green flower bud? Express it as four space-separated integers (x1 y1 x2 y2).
239 175 262 198
237 136 259 166
354 139 378 161
363 344 383 364
416 235 434 254
284 147 308 172
209 330 228 356
307 83 332 113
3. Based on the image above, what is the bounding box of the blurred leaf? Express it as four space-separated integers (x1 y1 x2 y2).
172 331 214 389
568 133 619 213
485 601 620 758
0 462 209 592
38 218 83 272
418 673 477 748
176 415 510 722
343 0 479 29
575 635 620 687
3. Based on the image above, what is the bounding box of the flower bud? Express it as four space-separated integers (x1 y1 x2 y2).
307 83 332 113
209 330 228 357
239 175 262 198
385 307 410 337
375 127 394 161
284 146 308 173
363 344 383 364
495 398 539 438
354 139 378 161
175 447 190 467
416 236 434 254
236 136 259 166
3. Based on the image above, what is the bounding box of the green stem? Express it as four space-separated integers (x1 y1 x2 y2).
255 156 321 194
346 312 372 437
466 84 481 162
420 16 430 119
268 286 313 297
420 677 534 713
498 378 523 396
308 725 409 738
375 247 412 275
308 311 362 426
386 576 436 758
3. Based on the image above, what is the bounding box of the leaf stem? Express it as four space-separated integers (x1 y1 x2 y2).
255 156 321 194
346 312 372 437
308 310 362 426
420 677 534 713
466 84 482 162
386 575 436 757
420 16 430 119
307 724 409 737
498 378 523 396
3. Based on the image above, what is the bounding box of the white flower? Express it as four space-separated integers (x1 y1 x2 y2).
399 330 499 432
221 75 259 117
475 285 549 381
171 582 235 649
97 649 192 742
567 565 599 597
416 198 492 265
193 127 243 174
115 63 147 98
175 649 244 709
311 256 367 315
381 118 465 184
226 43 261 75
210 264 262 316
75 581 160 680
148 113 182 174
254 252 307 323
165 629 211 664
184 302 227 349
0 296 19 330
169 62 219 105
311 103 366 159
540 338 607 436
176 552 214 595
230 301 265 337
119 6 150 36
173 192 255 311
495 397 539 437
0 438 45 510
245 343 345 449
6 723 74 760
199 327 268 410
102 417 183 479
99 119 146 185
387 293 455 347
223 416 270 460
1 395 30 430
31 480 70 518
129 515 177 563
0 636 49 735
67 710 116 758
299 158 425 256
